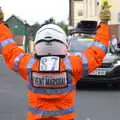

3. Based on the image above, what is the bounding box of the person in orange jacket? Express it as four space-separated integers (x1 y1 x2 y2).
0 2 111 120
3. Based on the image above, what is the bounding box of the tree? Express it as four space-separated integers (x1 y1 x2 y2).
41 17 56 27
28 22 41 40
57 21 68 34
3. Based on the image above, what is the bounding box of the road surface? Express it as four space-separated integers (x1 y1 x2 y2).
0 60 120 120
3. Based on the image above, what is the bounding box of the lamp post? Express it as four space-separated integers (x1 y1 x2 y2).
24 21 29 52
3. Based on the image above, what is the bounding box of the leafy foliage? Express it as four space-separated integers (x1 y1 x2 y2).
57 21 68 34
28 22 41 40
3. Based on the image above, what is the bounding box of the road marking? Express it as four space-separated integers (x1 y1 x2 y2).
86 117 92 120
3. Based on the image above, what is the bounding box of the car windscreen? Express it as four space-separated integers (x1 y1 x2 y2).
69 36 94 52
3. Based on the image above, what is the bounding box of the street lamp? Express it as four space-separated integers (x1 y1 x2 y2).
24 21 29 52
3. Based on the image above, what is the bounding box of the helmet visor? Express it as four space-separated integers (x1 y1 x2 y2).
34 41 68 56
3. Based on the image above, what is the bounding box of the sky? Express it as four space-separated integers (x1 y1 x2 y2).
1 0 69 25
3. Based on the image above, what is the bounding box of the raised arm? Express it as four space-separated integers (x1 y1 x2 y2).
69 0 111 81
82 22 109 73
0 9 36 80
83 0 111 74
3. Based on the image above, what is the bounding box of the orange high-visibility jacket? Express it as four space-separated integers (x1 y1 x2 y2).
0 23 110 120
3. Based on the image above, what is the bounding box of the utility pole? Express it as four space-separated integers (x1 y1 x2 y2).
24 21 29 52
69 0 74 26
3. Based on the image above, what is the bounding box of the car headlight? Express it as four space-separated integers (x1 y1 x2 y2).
113 60 120 67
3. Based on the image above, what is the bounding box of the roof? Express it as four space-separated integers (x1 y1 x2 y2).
6 14 27 24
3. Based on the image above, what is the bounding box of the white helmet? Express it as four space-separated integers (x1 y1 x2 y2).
34 24 68 57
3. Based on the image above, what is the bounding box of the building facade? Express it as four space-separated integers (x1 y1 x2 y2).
69 0 120 40
69 0 120 26
109 0 120 24
6 15 34 53
6 15 26 49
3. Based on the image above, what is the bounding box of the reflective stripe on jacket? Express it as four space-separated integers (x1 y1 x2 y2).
0 23 110 120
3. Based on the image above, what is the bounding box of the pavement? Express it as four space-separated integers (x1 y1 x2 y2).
0 59 120 120
76 89 120 120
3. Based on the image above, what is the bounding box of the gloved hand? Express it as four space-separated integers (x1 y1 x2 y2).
0 7 12 41
99 0 111 23
0 7 4 21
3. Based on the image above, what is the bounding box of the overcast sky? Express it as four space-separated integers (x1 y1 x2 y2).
1 0 69 25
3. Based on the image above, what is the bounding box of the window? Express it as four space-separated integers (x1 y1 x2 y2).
78 9 83 16
118 13 120 22
14 25 18 29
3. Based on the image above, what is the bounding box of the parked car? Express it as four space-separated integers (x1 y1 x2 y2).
69 35 120 85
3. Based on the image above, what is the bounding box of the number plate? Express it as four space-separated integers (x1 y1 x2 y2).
90 69 106 76
40 56 60 71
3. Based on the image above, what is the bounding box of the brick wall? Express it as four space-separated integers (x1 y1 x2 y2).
109 24 120 42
